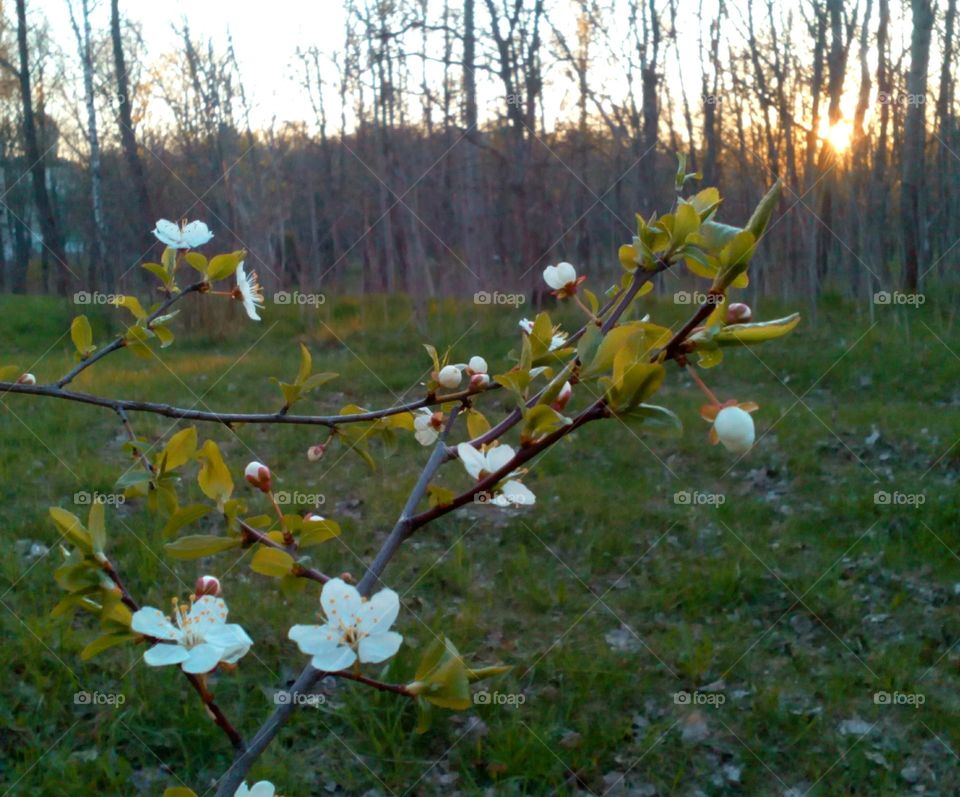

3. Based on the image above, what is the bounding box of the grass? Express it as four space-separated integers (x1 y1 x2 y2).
0 287 958 796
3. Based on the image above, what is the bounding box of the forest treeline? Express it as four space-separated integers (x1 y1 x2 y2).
0 0 954 303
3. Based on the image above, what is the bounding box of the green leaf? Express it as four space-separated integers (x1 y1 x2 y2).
87 502 106 555
142 262 172 287
196 440 233 504
161 427 198 472
715 313 801 345
206 251 244 282
49 507 93 552
111 295 147 320
300 518 341 547
465 409 490 439
70 315 95 357
296 343 312 384
713 230 757 291
81 632 137 660
302 372 338 391
617 404 683 436
0 365 21 382
671 202 701 247
161 504 212 539
521 405 571 441
745 180 782 241
184 252 208 276
164 535 241 559
412 636 472 711
250 547 296 577
426 484 455 508
163 789 199 797
153 324 175 348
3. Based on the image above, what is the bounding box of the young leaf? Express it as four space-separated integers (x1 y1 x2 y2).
196 440 234 504
161 427 198 472
164 535 241 559
250 547 296 577
300 518 341 547
70 315 95 358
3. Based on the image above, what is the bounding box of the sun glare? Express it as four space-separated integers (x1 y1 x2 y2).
819 118 854 152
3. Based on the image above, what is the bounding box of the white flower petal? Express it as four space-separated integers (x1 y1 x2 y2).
484 445 515 474
468 355 488 374
181 220 213 248
152 219 182 248
358 631 403 663
181 643 224 674
143 643 190 667
320 578 362 627
543 265 564 289
357 588 400 635
457 443 487 480
499 480 536 506
187 595 228 630
556 261 577 285
130 607 182 642
311 644 357 672
247 782 276 797
415 428 438 446
288 623 341 655
205 624 253 664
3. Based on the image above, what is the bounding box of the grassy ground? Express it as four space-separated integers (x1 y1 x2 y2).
0 287 958 797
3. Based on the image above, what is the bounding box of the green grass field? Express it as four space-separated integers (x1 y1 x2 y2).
1 289 959 796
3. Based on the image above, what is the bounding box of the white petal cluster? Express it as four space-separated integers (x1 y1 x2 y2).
153 219 214 249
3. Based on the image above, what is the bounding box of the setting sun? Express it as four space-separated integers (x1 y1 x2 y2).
819 118 855 151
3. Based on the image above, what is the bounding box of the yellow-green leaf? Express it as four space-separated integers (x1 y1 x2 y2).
716 313 801 344
161 427 198 472
250 547 295 577
49 507 93 552
196 440 234 504
70 315 94 357
300 518 341 547
164 535 241 559
207 251 244 282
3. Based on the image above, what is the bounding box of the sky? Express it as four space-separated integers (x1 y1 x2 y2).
33 0 921 145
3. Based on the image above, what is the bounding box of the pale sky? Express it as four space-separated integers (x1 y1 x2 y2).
31 0 920 142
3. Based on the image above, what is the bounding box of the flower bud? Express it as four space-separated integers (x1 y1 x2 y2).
437 365 462 389
470 372 491 389
17 373 36 385
307 444 326 462
467 355 488 375
304 512 324 523
713 406 755 454
726 303 752 324
244 460 272 492
551 381 573 412
194 574 221 597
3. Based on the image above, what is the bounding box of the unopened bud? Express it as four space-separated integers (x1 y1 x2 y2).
194 574 221 597
244 460 272 492
551 381 573 412
307 444 326 462
17 373 36 385
304 512 324 523
437 365 462 389
726 303 752 324
467 355 488 375
470 372 491 389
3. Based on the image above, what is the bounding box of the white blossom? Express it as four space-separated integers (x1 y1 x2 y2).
518 318 569 351
235 262 264 321
414 408 443 446
543 262 578 291
130 595 252 674
457 443 536 507
153 219 213 249
288 578 403 671
235 782 276 797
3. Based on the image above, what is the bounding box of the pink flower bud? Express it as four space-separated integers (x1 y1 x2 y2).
194 574 221 597
551 381 573 412
17 373 36 385
726 303 752 324
470 372 491 389
244 461 272 492
307 444 326 462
